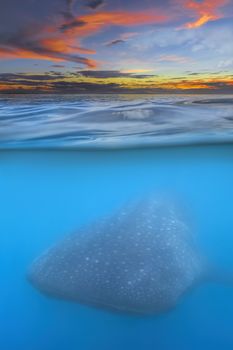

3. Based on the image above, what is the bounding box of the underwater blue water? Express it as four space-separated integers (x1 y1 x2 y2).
1 145 233 350
1 94 233 349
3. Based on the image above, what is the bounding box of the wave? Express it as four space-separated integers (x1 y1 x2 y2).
0 94 233 149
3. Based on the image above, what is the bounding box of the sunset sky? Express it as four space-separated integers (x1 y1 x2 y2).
0 0 233 93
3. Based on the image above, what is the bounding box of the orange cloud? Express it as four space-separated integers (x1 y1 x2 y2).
60 10 168 36
0 47 58 61
0 9 168 67
0 32 97 68
184 0 229 28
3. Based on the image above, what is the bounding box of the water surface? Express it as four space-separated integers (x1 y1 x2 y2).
1 94 233 149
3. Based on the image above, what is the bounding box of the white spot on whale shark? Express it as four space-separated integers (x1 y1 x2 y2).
27 195 222 315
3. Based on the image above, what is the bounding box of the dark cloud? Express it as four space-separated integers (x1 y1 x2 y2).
0 80 121 94
0 73 21 81
1 72 233 94
61 0 75 20
86 0 105 10
4 79 50 87
0 73 62 82
60 18 87 32
78 70 132 78
47 71 64 75
66 0 74 8
0 71 150 93
77 70 152 78
106 39 125 47
51 81 120 93
60 11 75 20
51 64 66 68
188 72 200 76
204 81 233 89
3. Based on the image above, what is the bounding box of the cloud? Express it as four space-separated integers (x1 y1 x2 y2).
51 81 121 93
217 59 233 68
105 39 125 47
78 70 131 78
60 19 87 32
182 0 230 29
104 32 138 47
66 0 75 9
0 16 97 68
187 72 200 75
77 70 152 78
60 10 168 36
129 22 233 73
0 4 168 69
0 72 63 81
51 64 66 68
157 54 191 64
1 71 232 94
86 0 105 10
0 30 97 68
60 0 76 22
190 24 233 56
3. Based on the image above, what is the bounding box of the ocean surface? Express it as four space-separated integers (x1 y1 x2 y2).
1 94 233 350
0 94 233 149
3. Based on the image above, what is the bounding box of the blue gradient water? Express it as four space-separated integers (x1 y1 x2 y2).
1 95 233 349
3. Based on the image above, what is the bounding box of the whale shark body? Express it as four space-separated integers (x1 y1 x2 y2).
28 196 205 315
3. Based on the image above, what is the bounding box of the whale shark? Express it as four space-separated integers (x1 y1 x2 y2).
28 196 208 315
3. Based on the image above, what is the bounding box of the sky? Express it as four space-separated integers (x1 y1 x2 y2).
0 0 233 93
